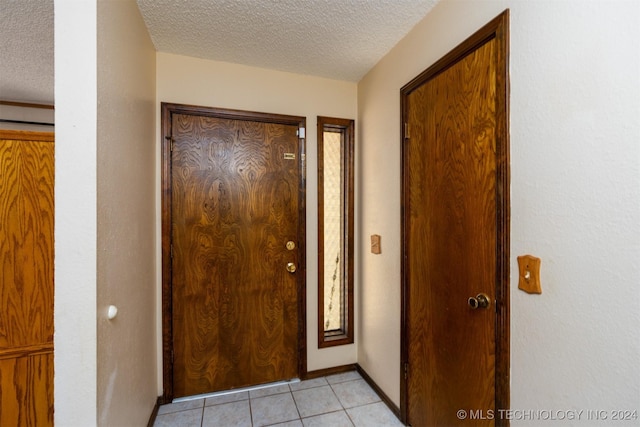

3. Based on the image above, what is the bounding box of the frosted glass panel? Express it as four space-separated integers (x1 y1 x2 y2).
323 131 343 332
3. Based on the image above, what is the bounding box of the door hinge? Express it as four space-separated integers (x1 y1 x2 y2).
297 127 306 139
404 362 409 380
170 244 174 259
404 123 410 139
171 350 174 364
165 136 174 151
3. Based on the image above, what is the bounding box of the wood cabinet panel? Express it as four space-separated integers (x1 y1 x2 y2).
0 131 54 427
0 135 54 348
0 353 53 426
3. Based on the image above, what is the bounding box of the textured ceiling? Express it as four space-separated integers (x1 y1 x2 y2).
0 0 439 105
0 0 54 104
137 0 439 82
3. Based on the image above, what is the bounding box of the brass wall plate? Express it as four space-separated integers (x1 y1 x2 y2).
517 255 542 294
371 234 381 254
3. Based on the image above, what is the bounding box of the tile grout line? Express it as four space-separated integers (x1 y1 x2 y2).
250 386 299 427
288 384 304 425
248 388 257 426
328 380 347 411
331 376 387 426
327 377 357 426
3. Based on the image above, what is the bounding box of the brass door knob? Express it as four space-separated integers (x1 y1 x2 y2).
286 262 297 273
468 293 490 309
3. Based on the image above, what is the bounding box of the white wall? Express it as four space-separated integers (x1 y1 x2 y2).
54 0 97 424
56 0 157 424
155 53 358 391
357 0 640 418
96 0 157 425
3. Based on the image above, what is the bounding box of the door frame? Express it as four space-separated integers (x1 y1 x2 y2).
399 10 510 425
160 102 307 402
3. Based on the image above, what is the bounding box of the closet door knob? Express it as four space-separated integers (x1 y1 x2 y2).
468 293 490 310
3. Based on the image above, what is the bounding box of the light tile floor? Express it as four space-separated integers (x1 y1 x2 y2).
154 371 405 427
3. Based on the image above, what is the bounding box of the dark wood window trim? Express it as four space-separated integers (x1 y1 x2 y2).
317 116 354 348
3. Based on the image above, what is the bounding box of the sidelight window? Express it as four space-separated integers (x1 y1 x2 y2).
317 116 354 348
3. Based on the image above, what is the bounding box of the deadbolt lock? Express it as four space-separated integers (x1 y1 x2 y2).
286 241 296 251
468 293 491 310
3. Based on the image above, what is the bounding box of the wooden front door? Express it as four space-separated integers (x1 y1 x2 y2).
162 104 305 399
0 130 54 426
401 11 510 427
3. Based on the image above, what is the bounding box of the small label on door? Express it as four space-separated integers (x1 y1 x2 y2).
284 153 296 160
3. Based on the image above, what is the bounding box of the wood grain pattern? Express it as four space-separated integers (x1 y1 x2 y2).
0 353 53 426
0 137 54 349
0 131 54 427
403 37 501 427
171 113 301 397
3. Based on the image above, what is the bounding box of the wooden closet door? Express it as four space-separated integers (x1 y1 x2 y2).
0 130 54 427
401 11 510 427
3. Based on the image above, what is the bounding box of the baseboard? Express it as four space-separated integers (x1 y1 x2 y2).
304 363 357 380
147 396 162 427
356 364 402 420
